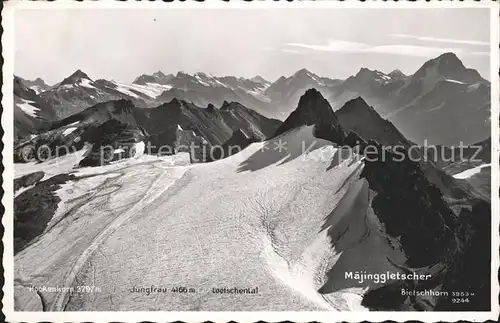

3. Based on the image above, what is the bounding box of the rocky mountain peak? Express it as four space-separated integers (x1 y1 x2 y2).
388 69 406 79
250 75 269 85
275 76 287 83
206 103 216 113
176 71 190 78
352 67 387 83
60 69 91 85
220 100 231 110
294 68 311 75
14 76 35 97
356 67 371 74
133 71 174 85
432 52 469 76
336 96 409 147
435 52 464 67
273 88 345 143
168 98 183 106
152 71 166 78
341 96 378 112
412 52 483 84
32 77 48 85
292 68 317 79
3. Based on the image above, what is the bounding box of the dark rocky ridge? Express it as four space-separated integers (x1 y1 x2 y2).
333 95 477 205
78 119 146 167
388 69 407 79
17 76 51 93
15 98 282 165
274 88 345 143
14 174 76 254
435 199 491 310
279 90 491 311
14 171 45 192
133 71 175 85
335 96 410 147
360 142 456 267
327 99 491 311
13 76 56 140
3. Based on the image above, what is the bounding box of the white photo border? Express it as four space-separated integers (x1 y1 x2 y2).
2 1 499 322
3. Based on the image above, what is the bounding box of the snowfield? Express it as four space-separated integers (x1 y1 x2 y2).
16 98 40 118
62 127 77 136
14 144 93 181
112 81 173 99
14 126 406 311
453 163 491 179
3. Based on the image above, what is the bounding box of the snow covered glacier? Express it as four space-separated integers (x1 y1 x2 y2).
14 125 407 311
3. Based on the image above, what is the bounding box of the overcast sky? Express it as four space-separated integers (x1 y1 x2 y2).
15 8 491 85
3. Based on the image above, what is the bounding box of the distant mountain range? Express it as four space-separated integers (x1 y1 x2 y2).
15 52 490 146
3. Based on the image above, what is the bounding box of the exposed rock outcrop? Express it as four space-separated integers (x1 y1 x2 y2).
274 88 345 144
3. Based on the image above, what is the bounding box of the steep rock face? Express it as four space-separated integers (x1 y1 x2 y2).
336 97 410 147
327 67 404 117
156 81 275 119
175 126 210 163
351 141 490 311
393 52 485 109
78 119 146 167
133 71 175 85
384 53 490 146
360 142 456 267
335 96 478 203
59 69 92 86
388 69 407 80
436 199 491 311
390 79 490 146
18 76 51 94
13 76 56 140
327 96 490 310
250 75 271 87
209 128 259 161
14 171 45 192
140 99 280 148
206 103 216 113
14 173 76 254
274 88 345 144
15 98 281 165
411 52 484 85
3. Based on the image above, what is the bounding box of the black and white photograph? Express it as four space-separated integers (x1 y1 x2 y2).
3 2 499 321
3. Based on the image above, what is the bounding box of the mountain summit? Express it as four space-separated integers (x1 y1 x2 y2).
60 69 92 86
274 88 345 143
250 75 270 86
388 69 406 79
336 96 409 147
412 52 484 84
133 71 174 85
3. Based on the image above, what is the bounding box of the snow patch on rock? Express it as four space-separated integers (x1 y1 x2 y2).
17 99 40 118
